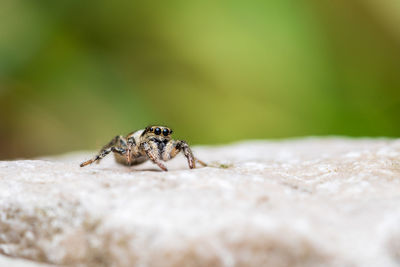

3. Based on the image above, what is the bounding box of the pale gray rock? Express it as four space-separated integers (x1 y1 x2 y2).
0 255 54 267
1 138 400 267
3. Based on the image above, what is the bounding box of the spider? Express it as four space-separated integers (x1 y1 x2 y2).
80 126 207 171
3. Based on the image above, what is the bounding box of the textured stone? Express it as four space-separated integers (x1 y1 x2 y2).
0 255 54 267
1 138 400 266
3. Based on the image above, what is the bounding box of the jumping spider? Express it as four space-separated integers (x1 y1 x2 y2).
80 126 206 171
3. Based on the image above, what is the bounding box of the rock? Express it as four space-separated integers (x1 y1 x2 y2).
1 138 400 267
0 255 54 267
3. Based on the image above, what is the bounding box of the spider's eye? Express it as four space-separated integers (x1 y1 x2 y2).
154 127 161 135
163 128 169 136
149 127 153 132
170 129 173 134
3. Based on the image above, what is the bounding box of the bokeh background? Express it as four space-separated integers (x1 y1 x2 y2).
1 0 400 159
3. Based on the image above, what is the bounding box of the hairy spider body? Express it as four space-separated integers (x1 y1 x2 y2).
80 126 206 171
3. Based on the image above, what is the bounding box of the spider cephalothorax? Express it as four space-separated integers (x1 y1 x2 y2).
80 126 206 171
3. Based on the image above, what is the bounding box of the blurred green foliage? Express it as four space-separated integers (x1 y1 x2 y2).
1 0 400 159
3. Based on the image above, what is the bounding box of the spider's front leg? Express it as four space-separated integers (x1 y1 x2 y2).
163 140 207 169
126 136 135 165
80 135 127 167
141 141 168 171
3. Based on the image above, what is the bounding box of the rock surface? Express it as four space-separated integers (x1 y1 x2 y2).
0 255 54 267
1 138 400 267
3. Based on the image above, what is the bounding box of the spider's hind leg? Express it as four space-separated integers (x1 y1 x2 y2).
80 135 127 167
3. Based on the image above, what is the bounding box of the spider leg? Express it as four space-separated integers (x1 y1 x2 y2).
126 136 136 165
80 135 127 167
163 140 197 169
195 157 207 167
141 141 168 171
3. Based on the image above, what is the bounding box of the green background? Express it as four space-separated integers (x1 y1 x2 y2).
1 0 400 159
